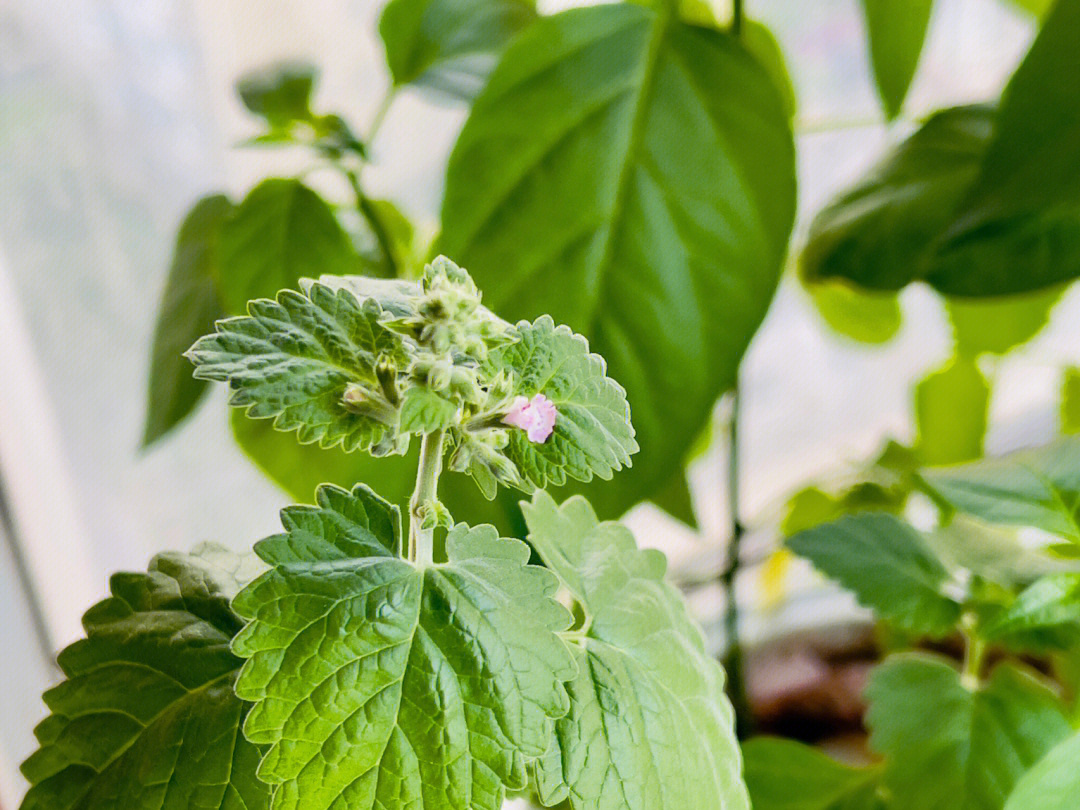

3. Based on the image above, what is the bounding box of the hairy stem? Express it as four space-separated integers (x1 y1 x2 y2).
409 428 446 565
720 386 754 738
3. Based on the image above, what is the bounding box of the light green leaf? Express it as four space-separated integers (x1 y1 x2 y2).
1061 366 1080 434
399 386 460 433
860 0 934 119
742 20 797 121
865 654 1070 810
439 2 795 519
188 283 409 455
232 484 576 810
143 194 232 446
741 737 881 810
218 179 358 314
522 491 748 810
490 316 637 489
807 281 902 345
1005 730 1080 810
380 0 536 100
915 355 990 466
986 572 1080 649
933 0 1080 295
1005 0 1054 16
922 437 1080 543
947 286 1062 356
802 105 993 292
787 512 961 635
20 545 269 810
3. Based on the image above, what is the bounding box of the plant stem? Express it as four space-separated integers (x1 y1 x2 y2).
961 616 986 690
732 0 744 36
720 386 754 737
367 88 397 145
409 429 446 565
345 168 400 278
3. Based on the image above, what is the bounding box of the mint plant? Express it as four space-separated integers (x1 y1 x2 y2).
21 258 746 810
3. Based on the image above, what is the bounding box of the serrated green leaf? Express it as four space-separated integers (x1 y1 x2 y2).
922 437 1080 543
218 179 358 314
490 316 637 489
188 283 409 454
1005 730 1080 810
439 2 795 520
522 491 748 810
741 737 881 810
915 355 990 466
237 62 316 129
865 654 1070 810
806 281 902 345
932 0 1080 295
380 0 536 100
860 0 934 120
946 286 1062 356
802 104 992 292
1061 367 1080 434
399 386 460 433
20 545 269 810
787 513 961 635
986 572 1080 649
232 484 576 810
143 194 232 446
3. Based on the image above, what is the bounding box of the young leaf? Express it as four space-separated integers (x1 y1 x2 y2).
439 2 796 520
922 437 1080 543
1005 730 1080 810
914 355 990 466
398 386 460 434
946 286 1062 357
1064 367 1080 434
218 179 358 314
741 737 881 810
865 654 1070 810
933 0 1080 296
143 194 232 446
522 492 749 810
806 281 902 345
237 62 317 129
232 484 576 810
490 316 637 489
802 104 993 292
985 572 1080 650
787 512 961 636
20 545 269 810
860 0 934 120
380 0 536 100
187 283 409 454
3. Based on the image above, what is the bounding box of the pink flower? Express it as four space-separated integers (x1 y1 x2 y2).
502 394 557 443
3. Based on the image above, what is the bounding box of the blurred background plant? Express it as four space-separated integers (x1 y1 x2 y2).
2 0 1080 807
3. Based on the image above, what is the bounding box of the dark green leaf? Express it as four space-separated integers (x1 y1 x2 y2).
218 179 358 314
20 545 269 810
915 355 990 466
187 283 409 454
802 105 993 292
380 0 536 100
865 654 1070 810
922 437 1080 543
932 0 1080 295
237 62 316 129
860 0 934 119
787 512 961 635
522 492 747 810
947 286 1062 356
143 195 232 446
1005 730 1080 810
439 2 796 519
742 737 881 810
232 484 576 810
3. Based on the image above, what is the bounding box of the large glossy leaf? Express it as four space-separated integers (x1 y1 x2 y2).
523 492 748 810
787 512 961 635
232 484 576 810
1005 730 1080 810
439 2 796 519
865 654 1070 810
860 0 934 119
380 0 536 100
20 545 269 810
742 737 881 810
933 0 1080 295
922 437 1080 543
143 194 232 446
802 105 992 291
218 179 358 314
